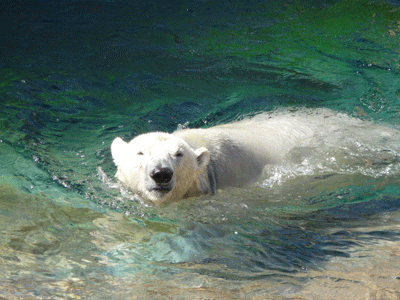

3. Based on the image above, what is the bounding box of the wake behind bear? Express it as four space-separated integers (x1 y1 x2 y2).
111 108 399 204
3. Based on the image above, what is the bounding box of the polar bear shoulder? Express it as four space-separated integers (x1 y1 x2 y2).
172 114 313 192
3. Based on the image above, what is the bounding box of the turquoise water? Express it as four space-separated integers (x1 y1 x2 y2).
1 0 400 298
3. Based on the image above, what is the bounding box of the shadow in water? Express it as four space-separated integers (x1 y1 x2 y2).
136 191 400 280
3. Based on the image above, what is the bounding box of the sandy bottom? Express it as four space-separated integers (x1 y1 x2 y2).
0 184 399 299
1 233 399 300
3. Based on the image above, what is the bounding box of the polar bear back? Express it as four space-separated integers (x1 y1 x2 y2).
173 113 314 190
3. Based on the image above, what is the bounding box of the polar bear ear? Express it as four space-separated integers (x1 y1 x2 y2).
194 147 210 169
111 137 128 167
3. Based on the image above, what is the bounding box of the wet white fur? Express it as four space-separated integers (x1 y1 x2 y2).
111 108 399 204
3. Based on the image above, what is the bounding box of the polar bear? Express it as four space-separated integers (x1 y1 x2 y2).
111 109 318 204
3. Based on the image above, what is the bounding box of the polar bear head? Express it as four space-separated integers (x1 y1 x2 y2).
111 132 210 204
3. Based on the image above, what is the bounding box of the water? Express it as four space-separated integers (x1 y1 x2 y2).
1 0 400 298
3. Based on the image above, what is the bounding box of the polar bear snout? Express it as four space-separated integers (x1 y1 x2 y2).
150 167 173 184
146 165 175 195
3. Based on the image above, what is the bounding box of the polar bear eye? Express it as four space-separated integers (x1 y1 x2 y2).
137 151 144 155
175 152 183 157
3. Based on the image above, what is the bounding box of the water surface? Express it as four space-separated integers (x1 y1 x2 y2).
1 0 400 298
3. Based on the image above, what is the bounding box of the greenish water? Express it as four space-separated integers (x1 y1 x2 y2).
1 0 400 298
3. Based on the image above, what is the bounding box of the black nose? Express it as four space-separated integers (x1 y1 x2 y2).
150 168 173 184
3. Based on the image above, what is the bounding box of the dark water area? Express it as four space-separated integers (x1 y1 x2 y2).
1 0 400 298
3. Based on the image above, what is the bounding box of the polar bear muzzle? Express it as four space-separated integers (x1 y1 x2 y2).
150 167 173 184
